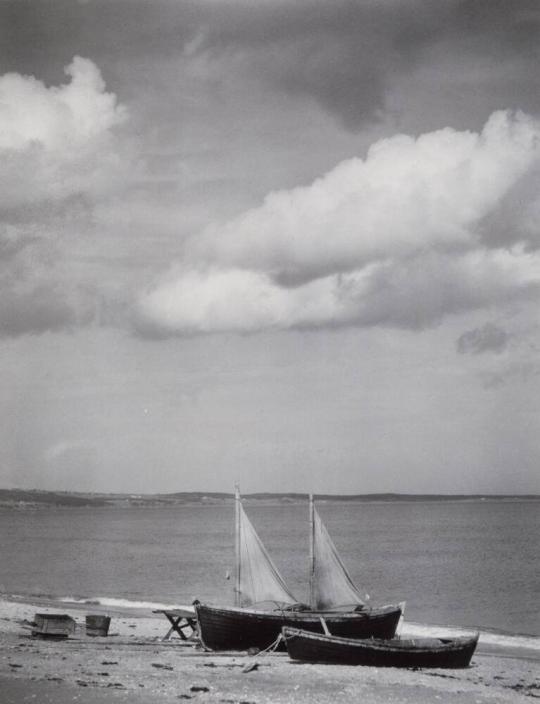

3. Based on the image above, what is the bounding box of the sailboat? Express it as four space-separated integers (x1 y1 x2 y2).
194 490 403 651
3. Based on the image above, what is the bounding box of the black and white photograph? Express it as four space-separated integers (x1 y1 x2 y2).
0 1 538 702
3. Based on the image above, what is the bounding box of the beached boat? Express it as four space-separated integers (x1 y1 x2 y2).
195 602 402 651
282 627 479 668
195 490 403 651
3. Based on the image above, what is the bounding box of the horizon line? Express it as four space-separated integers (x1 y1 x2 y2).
1 488 539 499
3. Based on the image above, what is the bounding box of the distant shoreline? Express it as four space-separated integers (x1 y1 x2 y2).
0 488 539 510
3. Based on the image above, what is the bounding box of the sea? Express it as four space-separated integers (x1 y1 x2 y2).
1 500 538 651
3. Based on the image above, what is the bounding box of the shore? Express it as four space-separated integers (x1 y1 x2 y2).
0 595 538 703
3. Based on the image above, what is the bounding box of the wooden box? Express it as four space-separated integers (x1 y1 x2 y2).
32 613 76 638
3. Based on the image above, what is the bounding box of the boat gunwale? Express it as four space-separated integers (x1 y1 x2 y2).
197 603 401 622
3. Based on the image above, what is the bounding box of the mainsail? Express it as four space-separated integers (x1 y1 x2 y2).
310 497 367 610
235 491 298 608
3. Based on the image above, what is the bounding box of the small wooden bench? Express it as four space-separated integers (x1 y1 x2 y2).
153 608 198 641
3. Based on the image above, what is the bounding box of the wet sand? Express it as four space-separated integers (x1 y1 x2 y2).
0 595 538 703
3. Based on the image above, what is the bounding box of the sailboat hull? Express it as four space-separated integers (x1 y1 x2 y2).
195 603 402 651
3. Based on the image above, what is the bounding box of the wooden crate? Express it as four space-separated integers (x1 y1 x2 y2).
32 613 76 638
85 614 111 637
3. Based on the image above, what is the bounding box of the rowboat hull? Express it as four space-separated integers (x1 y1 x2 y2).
282 627 479 668
195 602 402 651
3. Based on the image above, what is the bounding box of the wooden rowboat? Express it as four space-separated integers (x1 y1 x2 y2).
282 626 479 668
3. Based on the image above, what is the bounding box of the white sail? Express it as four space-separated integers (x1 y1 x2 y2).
311 504 367 610
236 500 298 608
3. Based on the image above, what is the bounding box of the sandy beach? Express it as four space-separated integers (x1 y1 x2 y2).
0 595 538 703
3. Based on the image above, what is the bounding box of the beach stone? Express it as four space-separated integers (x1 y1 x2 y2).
190 684 210 692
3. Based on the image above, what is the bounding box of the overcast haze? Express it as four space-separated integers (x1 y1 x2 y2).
1 0 539 494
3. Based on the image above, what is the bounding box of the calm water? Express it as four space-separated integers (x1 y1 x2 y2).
1 501 538 637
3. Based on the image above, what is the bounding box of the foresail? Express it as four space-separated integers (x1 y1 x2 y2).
312 507 366 610
237 504 298 607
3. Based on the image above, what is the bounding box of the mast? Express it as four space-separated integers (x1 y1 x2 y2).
309 493 315 609
234 484 241 607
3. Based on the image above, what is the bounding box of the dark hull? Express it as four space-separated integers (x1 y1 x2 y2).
195 603 402 651
282 627 479 668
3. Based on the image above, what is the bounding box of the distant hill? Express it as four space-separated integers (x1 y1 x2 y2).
240 492 540 503
0 488 538 509
0 489 108 507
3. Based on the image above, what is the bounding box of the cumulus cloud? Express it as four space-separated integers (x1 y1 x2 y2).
456 323 510 355
0 57 126 151
0 56 128 209
135 110 540 336
135 248 539 336
0 57 129 338
188 110 540 284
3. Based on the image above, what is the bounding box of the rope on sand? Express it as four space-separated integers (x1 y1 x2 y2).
241 634 284 673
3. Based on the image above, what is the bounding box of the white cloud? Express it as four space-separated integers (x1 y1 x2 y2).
0 56 128 210
0 57 126 151
44 440 84 463
136 267 344 335
136 110 540 336
135 247 540 335
0 58 129 337
188 110 540 283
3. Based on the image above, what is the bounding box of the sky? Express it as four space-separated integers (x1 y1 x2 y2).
0 0 539 494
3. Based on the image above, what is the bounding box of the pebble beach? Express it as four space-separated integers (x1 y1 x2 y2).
0 595 538 703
